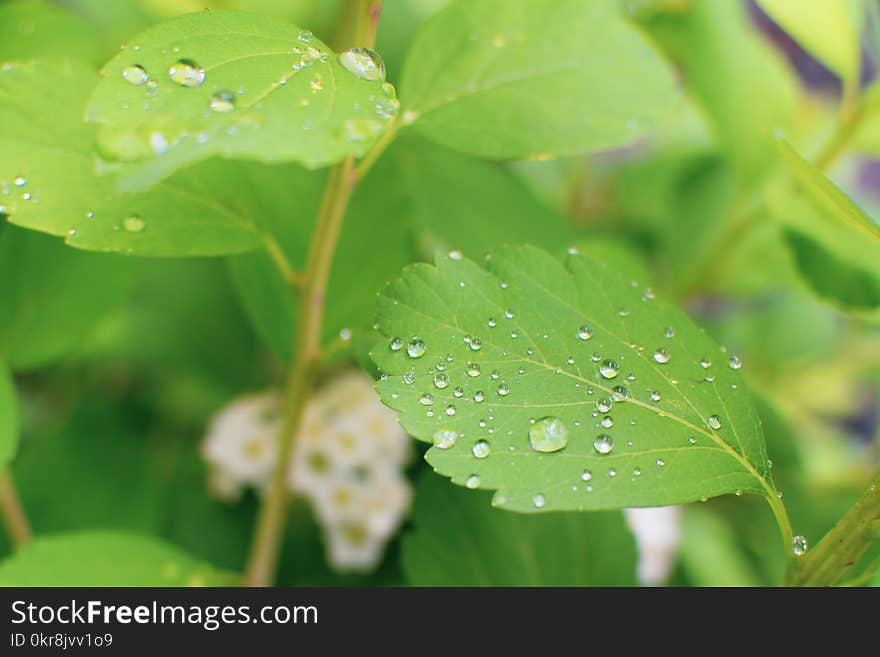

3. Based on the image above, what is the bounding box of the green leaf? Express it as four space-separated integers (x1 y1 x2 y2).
0 226 135 370
0 363 18 469
0 1 104 67
756 0 864 83
399 0 678 159
770 138 880 309
372 246 776 513
678 507 762 586
86 10 395 187
0 531 234 586
402 472 636 585
1 59 310 257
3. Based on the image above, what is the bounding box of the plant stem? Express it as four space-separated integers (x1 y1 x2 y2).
0 469 32 549
243 0 384 587
784 472 880 586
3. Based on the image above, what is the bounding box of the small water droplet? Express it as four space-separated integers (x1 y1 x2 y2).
473 390 485 402
688 436 696 445
633 467 641 476
402 372 414 385
433 428 458 449
467 363 481 377
653 348 671 364
504 309 515 319
419 393 434 406
465 475 480 489
581 469 592 482
700 357 712 369
656 458 665 467
433 373 449 389
389 337 403 351
122 64 149 86
664 326 675 339
445 405 456 416
338 47 385 81
210 89 236 113
529 416 569 453
792 535 808 556
600 416 614 428
611 385 628 401
469 338 482 351
593 434 614 455
13 176 27 187
407 337 426 358
497 383 510 397
297 29 313 44
707 415 722 430
67 228 77 237
577 324 593 341
729 355 743 370
487 318 497 328
596 398 612 413
533 494 546 509
122 215 145 233
608 468 617 478
650 391 661 402
472 440 491 459
168 58 206 87
599 359 619 379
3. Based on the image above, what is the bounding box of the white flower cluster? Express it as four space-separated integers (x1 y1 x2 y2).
624 506 682 586
201 370 412 572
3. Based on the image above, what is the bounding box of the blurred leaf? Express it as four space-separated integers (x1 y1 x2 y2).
0 226 135 370
0 1 104 67
86 10 395 187
373 246 777 512
0 531 234 585
0 363 18 468
679 507 763 586
770 139 880 309
402 472 636 585
392 137 573 257
576 236 652 286
648 0 797 184
400 0 678 159
756 0 865 83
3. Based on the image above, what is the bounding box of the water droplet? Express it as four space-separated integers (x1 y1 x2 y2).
577 324 593 340
389 337 403 351
67 228 77 237
407 337 426 358
664 326 675 339
650 391 661 402
122 64 149 86
566 357 575 365
707 415 722 430
472 440 491 459
581 469 592 482
729 355 743 370
338 47 385 81
653 348 671 364
792 535 808 556
433 428 458 449
688 436 696 445
596 398 612 413
168 59 206 87
445 405 456 416
297 29 313 44
593 434 614 455
490 370 500 380
529 416 569 453
402 372 414 385
469 338 482 351
310 76 324 92
465 475 480 489
599 359 619 379
633 467 641 476
419 393 434 406
600 416 614 428
473 390 485 402
533 494 546 509
504 309 514 319
467 363 481 377
700 357 712 369
608 468 617 478
13 176 26 187
122 215 145 233
656 458 665 467
497 383 510 396
339 328 352 341
210 89 236 113
433 373 449 389
487 318 497 328
618 307 630 317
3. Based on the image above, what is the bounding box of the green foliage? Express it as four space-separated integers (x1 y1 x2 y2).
402 473 637 585
400 0 678 159
0 531 234 586
87 10 395 186
373 246 776 512
0 1 105 67
0 364 18 469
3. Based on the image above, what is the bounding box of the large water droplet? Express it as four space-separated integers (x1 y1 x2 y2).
407 337 426 358
433 428 458 449
338 48 385 82
653 348 671 364
472 440 491 459
122 215 145 233
168 59 206 87
528 416 569 453
792 535 808 556
122 64 149 86
707 415 722 430
210 90 236 113
593 434 614 455
599 359 619 379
